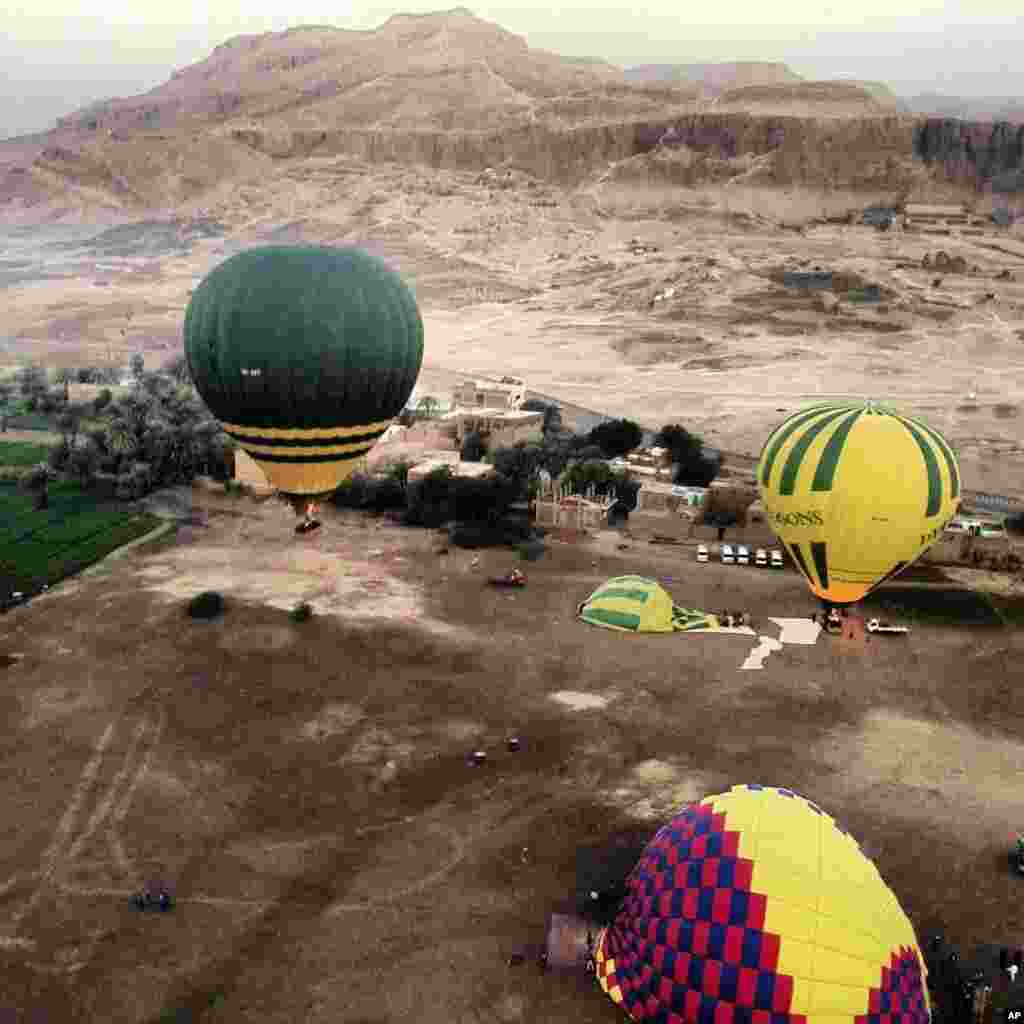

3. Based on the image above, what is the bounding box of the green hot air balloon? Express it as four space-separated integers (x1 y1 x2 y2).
184 246 423 522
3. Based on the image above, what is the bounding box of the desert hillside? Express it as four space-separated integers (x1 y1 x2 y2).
623 61 802 96
51 7 690 139
904 93 1024 125
0 8 1021 219
712 81 905 117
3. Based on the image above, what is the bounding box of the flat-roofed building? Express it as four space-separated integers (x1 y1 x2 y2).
450 378 526 411
441 407 544 448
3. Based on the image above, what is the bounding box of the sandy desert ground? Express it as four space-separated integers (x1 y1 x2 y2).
2 140 1024 1022
2 157 1023 498
1 487 1023 1023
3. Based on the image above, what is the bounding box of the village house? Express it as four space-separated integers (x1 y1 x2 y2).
533 481 616 532
621 479 704 541
431 375 542 448
450 378 525 411
441 407 544 448
616 446 673 479
405 451 496 484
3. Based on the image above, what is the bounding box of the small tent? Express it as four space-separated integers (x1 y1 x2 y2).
576 576 719 633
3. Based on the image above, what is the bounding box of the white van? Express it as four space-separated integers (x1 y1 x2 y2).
696 544 709 563
770 549 783 569
737 545 750 565
755 548 768 567
721 544 734 564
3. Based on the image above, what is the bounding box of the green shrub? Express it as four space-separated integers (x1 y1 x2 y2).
449 519 537 549
47 440 71 472
329 474 369 509
364 477 406 511
187 590 225 620
290 601 314 623
0 441 54 467
116 473 139 501
93 471 119 499
517 539 547 561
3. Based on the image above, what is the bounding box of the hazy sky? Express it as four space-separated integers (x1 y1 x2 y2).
3 3 1023 139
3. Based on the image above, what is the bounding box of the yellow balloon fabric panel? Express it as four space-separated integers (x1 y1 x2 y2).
757 402 960 603
221 418 392 496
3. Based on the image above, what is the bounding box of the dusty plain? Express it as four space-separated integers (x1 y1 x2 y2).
2 157 1024 492
0 484 1023 1023
2 143 1024 1023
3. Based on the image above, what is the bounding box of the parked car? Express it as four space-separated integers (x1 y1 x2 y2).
770 549 783 569
737 545 750 566
721 544 734 564
755 548 768 567
696 544 709 563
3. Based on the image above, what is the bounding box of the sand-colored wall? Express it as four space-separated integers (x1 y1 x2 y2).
233 449 274 493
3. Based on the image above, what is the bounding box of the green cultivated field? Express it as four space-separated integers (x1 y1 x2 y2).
0 480 163 599
1 412 57 431
0 440 53 467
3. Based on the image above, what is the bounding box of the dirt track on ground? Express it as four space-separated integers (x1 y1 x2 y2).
1 488 1023 1023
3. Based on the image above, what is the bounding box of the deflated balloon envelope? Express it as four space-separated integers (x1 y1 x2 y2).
594 784 930 1024
756 401 960 606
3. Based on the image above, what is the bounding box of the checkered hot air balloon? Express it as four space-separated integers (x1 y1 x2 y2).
591 785 930 1024
757 401 960 606
184 246 423 520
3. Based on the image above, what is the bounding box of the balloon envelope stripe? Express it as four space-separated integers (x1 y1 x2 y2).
810 410 864 492
592 587 653 603
891 416 942 516
810 542 829 591
760 404 857 487
583 608 644 630
906 415 959 498
779 408 856 496
226 439 381 457
785 543 814 588
223 426 388 448
246 449 373 465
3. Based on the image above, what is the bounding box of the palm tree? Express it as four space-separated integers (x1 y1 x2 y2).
22 464 54 511
416 395 440 420
54 368 73 402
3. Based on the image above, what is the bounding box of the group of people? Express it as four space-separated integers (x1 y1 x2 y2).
923 934 1024 1024
810 608 845 630
999 947 1024 983
719 610 748 627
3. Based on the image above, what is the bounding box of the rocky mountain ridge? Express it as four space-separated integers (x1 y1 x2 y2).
0 9 1021 219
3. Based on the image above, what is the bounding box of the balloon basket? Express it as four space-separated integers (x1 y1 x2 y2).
545 913 598 972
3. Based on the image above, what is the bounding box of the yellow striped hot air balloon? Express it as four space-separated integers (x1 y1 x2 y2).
757 401 960 606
